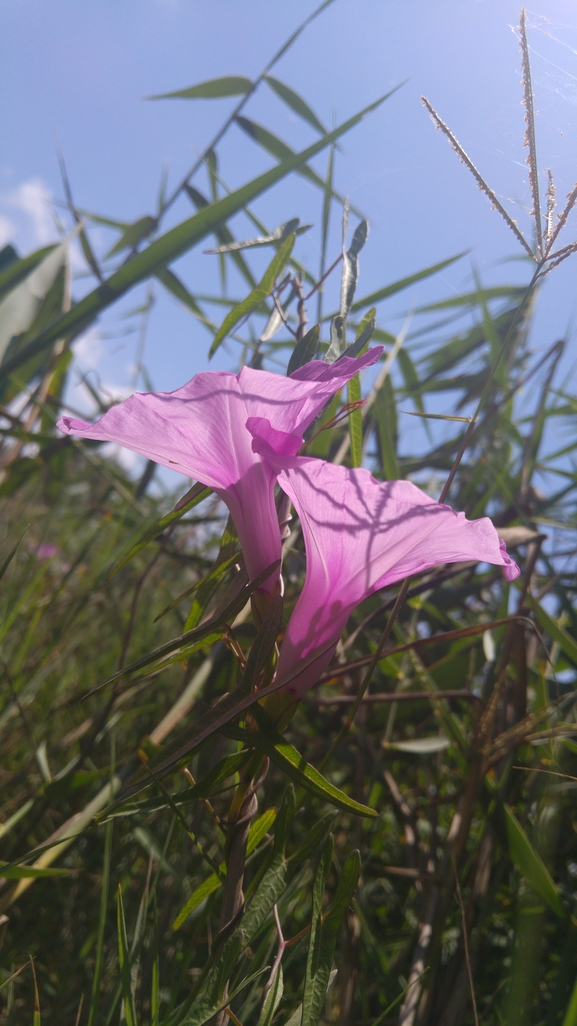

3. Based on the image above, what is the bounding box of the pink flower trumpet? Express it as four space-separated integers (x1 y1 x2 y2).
57 351 382 592
249 417 520 715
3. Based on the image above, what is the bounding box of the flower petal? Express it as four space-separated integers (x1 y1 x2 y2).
57 353 382 592
248 444 520 697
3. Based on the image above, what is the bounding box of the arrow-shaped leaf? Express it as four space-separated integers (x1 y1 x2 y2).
209 234 295 356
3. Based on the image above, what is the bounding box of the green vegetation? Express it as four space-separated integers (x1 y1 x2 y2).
1 7 577 1025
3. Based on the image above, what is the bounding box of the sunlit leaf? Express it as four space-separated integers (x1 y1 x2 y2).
148 76 253 100
209 234 295 356
1 90 394 381
504 804 564 917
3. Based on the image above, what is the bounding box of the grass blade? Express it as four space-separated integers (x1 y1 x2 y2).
1 90 395 382
209 234 295 356
149 76 253 100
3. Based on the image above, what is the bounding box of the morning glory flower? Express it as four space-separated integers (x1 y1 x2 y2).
56 350 382 593
249 417 520 715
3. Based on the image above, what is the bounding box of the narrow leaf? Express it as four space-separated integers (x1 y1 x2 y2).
525 594 577 667
107 483 210 579
326 314 345 363
105 215 157 258
0 244 56 303
287 323 320 375
117 887 137 1026
504 804 564 916
172 809 277 929
338 309 376 361
333 252 468 316
1 90 395 381
382 736 451 754
348 373 363 467
148 76 253 100
0 241 68 363
227 708 377 817
209 234 295 356
265 76 327 133
205 218 310 253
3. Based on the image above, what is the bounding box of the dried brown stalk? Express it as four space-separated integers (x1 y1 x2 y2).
541 240 577 276
453 861 479 1026
519 9 543 255
546 181 577 255
421 96 536 260
544 169 556 247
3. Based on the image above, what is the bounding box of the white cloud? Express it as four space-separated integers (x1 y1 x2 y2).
6 178 57 247
0 215 14 249
101 442 144 476
73 327 104 374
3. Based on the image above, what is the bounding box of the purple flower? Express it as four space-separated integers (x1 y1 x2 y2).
249 417 520 712
57 352 382 592
34 543 57 560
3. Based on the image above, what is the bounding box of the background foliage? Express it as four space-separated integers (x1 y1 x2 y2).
1 7 577 1025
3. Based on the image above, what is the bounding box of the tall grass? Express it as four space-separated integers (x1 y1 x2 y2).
1 7 577 1025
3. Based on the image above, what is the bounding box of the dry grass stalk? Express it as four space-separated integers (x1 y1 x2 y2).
541 240 577 276
453 861 480 1026
519 9 543 255
544 169 556 247
420 96 536 260
546 181 577 255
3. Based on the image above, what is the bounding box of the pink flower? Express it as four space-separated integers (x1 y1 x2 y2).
56 352 382 592
35 543 57 560
249 417 520 708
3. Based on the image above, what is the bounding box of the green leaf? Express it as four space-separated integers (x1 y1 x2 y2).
415 285 527 313
148 76 253 100
397 346 427 420
98 559 280 690
87 817 112 1026
339 309 376 360
1 90 395 382
105 214 157 258
156 268 216 332
0 532 26 584
340 219 368 318
258 964 284 1026
235 115 325 189
264 76 327 134
287 324 320 375
107 483 210 578
180 968 268 1026
154 551 240 623
504 804 564 916
382 736 451 754
209 234 295 357
0 861 70 879
525 594 577 667
205 218 311 253
234 115 365 217
348 372 363 467
326 314 345 363
100 750 251 822
116 887 137 1026
172 809 277 929
227 707 377 818
302 847 361 1026
0 244 56 302
183 183 257 290
334 251 468 316
0 240 68 363
375 373 398 479
240 592 283 691
561 973 577 1026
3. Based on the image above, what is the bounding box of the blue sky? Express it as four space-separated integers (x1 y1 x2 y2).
1 0 577 476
